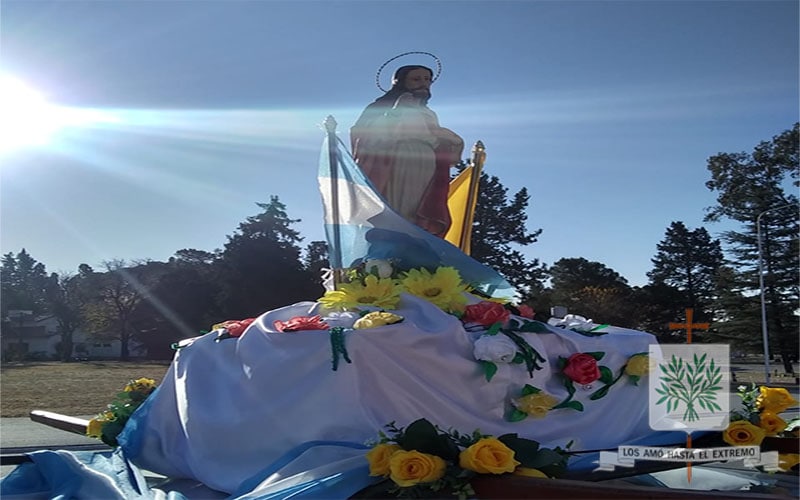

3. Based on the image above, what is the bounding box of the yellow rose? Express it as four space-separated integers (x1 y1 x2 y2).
625 354 649 377
125 377 157 393
723 420 766 447
516 392 559 418
513 467 549 478
388 450 446 487
86 417 105 438
759 411 787 435
459 437 520 474
353 311 403 330
778 453 800 472
756 386 799 414
365 443 401 476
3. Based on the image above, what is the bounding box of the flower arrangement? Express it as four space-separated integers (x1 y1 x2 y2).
726 385 799 445
319 261 468 314
366 418 570 498
724 384 799 473
87 378 157 447
508 353 650 421
465 300 548 381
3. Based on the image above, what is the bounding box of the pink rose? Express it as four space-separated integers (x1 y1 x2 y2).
463 301 510 327
517 304 535 319
274 315 330 333
562 353 600 385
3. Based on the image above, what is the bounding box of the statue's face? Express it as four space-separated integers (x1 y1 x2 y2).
403 68 432 98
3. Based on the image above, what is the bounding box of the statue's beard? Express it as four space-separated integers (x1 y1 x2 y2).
411 88 431 104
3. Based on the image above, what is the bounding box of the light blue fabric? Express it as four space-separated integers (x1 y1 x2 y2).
0 448 188 500
318 135 514 296
228 440 370 498
0 443 375 500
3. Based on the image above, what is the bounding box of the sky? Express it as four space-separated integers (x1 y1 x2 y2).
0 0 797 287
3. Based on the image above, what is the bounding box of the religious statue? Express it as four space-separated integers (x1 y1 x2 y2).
351 57 464 237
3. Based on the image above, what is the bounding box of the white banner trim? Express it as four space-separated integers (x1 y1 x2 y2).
594 446 780 472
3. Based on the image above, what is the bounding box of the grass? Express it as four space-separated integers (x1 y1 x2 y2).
0 361 171 417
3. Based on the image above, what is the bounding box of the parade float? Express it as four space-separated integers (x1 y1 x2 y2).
1 119 797 500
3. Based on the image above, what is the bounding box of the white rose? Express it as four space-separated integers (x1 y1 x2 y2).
473 334 518 363
364 259 393 279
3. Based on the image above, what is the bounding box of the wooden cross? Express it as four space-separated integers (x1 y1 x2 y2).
668 308 709 344
668 307 710 483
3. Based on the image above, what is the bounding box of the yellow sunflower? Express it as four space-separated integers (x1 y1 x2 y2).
318 274 401 311
400 267 468 312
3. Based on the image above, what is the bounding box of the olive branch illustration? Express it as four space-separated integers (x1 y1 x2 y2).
654 353 723 422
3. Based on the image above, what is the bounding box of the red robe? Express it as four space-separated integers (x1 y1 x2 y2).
351 100 462 238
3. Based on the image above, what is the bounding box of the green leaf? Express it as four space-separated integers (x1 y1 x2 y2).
523 448 568 469
565 400 584 411
481 361 498 382
521 384 540 396
512 353 524 364
629 375 640 385
599 366 614 384
507 409 528 422
498 434 541 465
519 321 550 333
487 322 502 335
397 418 440 453
587 351 605 361
589 385 611 400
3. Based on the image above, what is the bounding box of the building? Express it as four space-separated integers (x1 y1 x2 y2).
0 313 147 360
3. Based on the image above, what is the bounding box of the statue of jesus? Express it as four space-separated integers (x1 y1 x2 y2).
351 65 464 237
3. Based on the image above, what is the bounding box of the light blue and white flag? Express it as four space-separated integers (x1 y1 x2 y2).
318 135 513 296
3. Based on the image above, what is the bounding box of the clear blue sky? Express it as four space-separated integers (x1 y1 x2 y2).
1 0 797 286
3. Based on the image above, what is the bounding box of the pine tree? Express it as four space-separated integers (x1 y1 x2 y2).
705 123 799 373
468 170 547 300
643 222 724 340
217 197 321 318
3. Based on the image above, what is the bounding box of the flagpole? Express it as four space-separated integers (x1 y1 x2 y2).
459 141 485 252
323 115 342 287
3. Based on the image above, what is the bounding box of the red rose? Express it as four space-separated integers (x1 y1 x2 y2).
463 301 510 327
562 353 600 385
219 318 256 337
517 304 535 319
273 315 330 333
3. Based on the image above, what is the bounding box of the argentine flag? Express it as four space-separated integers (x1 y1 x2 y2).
318 135 513 297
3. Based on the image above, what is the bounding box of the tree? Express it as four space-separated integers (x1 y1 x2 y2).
1 249 49 359
82 260 162 360
705 123 799 373
43 272 87 361
217 197 322 318
641 222 724 340
304 241 331 289
467 169 547 300
547 257 637 327
132 250 223 359
648 222 723 309
1 249 49 316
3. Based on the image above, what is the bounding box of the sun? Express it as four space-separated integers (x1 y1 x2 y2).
0 75 70 153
